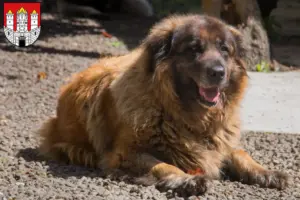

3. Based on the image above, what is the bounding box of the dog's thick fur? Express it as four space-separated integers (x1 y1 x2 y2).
37 14 290 196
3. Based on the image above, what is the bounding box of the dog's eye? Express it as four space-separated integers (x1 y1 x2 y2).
191 45 199 51
190 44 203 53
220 45 229 53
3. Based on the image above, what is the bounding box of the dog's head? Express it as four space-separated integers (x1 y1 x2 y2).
144 14 248 109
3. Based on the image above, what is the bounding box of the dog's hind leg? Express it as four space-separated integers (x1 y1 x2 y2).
37 117 98 168
48 142 98 167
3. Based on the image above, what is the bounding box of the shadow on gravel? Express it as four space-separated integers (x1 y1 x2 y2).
0 13 156 56
0 15 103 42
100 16 157 49
17 148 104 177
36 13 157 50
0 44 101 58
39 17 103 39
0 14 103 58
16 147 134 182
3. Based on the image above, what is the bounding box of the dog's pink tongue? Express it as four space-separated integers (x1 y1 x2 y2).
199 87 220 102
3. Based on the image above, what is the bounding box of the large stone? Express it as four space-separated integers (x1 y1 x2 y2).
268 0 300 67
272 44 300 67
269 0 300 39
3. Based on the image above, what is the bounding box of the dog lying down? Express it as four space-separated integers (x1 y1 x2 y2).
37 14 290 197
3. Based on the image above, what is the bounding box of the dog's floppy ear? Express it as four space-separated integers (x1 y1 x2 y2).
227 25 247 59
142 17 182 71
144 26 174 61
145 31 174 63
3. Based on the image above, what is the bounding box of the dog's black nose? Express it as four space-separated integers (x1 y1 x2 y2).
207 65 225 82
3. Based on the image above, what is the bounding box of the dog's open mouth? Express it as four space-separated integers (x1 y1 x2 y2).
198 87 220 106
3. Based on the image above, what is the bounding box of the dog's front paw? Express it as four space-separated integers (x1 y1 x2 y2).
243 170 291 190
155 174 209 197
260 170 291 190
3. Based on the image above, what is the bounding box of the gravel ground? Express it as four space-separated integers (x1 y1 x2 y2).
0 13 299 200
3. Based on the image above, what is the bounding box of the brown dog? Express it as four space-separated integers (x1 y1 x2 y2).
37 14 290 196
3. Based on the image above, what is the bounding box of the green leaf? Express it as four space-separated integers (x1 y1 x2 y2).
256 61 270 72
109 41 124 48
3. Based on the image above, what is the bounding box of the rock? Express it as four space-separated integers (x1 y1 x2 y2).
0 192 7 200
238 17 271 71
16 182 25 186
270 0 300 40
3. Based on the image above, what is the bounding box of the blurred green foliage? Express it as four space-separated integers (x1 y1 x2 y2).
108 41 125 48
256 61 270 72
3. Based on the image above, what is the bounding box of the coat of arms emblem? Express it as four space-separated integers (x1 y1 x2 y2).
3 2 41 47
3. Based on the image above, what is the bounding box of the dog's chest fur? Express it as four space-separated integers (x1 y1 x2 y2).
140 111 232 178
